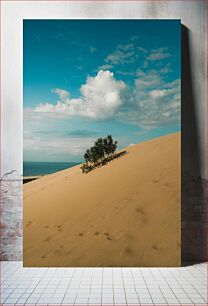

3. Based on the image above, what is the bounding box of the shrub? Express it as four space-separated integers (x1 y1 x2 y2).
81 135 118 173
81 162 92 174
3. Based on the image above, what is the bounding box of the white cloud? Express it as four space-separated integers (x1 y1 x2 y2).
24 132 95 161
137 46 147 53
159 64 172 74
105 43 136 65
34 68 180 129
106 51 135 65
149 89 168 99
117 69 180 129
135 69 161 88
35 70 126 120
104 43 147 67
51 88 70 101
97 64 113 70
23 110 99 161
147 47 171 61
135 72 180 128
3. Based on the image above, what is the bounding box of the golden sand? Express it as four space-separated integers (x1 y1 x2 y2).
24 132 181 267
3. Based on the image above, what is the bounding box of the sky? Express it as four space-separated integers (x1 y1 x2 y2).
23 20 181 162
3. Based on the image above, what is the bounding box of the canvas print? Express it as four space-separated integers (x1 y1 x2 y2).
23 20 181 267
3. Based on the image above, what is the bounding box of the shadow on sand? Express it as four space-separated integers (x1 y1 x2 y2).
82 150 128 174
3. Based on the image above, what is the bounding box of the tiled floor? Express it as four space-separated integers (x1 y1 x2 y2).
0 261 207 305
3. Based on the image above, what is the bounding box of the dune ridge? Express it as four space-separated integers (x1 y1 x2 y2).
24 132 181 267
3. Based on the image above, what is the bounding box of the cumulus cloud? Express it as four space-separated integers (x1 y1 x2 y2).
135 69 161 88
35 68 180 128
33 65 180 130
105 43 136 65
159 64 172 74
51 88 70 101
24 134 95 161
35 70 126 120
104 43 147 67
25 68 180 162
149 89 168 99
135 72 180 128
105 44 170 66
117 69 180 129
147 47 171 61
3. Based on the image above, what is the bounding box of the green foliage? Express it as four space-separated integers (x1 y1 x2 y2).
81 162 92 174
81 135 118 173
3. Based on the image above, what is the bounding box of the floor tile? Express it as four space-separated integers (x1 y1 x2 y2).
0 261 207 306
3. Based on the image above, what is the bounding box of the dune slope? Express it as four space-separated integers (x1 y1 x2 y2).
24 132 181 267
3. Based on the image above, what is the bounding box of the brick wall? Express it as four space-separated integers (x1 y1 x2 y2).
0 173 22 260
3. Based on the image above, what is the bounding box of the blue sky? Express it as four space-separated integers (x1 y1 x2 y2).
24 20 181 162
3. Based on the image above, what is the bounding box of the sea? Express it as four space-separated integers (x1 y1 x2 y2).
23 161 81 177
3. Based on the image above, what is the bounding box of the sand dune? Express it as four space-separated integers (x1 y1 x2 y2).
23 132 181 267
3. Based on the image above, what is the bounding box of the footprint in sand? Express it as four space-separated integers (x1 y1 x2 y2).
40 255 46 259
124 246 133 255
135 207 146 215
152 244 159 250
54 225 63 232
44 236 53 242
94 231 100 236
141 217 148 224
135 208 148 224
78 233 84 237
44 225 49 229
26 221 33 227
103 232 111 240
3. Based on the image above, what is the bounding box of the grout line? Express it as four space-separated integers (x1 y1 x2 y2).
0 262 207 306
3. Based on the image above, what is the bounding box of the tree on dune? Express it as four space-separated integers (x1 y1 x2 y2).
81 135 118 173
